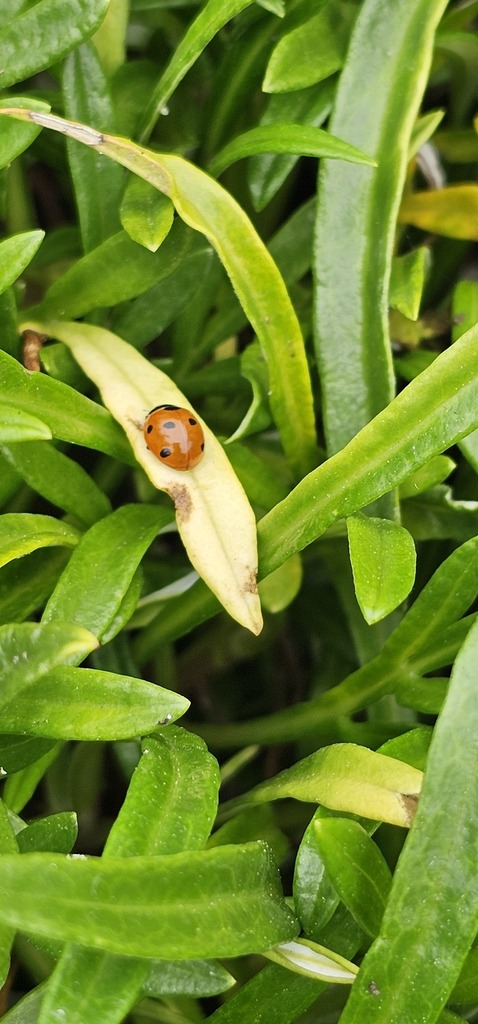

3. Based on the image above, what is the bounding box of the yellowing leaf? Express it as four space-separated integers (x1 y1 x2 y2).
21 319 263 636
399 184 478 240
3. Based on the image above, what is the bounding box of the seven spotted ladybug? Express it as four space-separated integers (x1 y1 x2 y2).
143 404 205 470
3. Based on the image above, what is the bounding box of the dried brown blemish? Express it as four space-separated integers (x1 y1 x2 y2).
22 329 47 372
168 484 193 523
244 567 258 595
400 792 419 825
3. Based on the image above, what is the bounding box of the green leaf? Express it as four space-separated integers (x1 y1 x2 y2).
259 554 302 614
144 958 235 997
0 844 298 958
3 743 61 815
120 178 175 251
43 505 173 641
62 42 124 251
314 0 448 460
0 96 50 168
0 736 56 776
32 321 263 636
0 408 51 442
0 621 98 711
210 124 375 177
0 231 44 295
0 513 79 569
399 455 455 498
2 442 111 527
1 667 189 740
0 350 132 464
240 744 422 828
0 801 17 986
347 513 417 624
264 2 350 93
399 185 478 240
338 616 478 1024
0 0 110 89
390 248 430 320
16 812 78 854
312 818 392 938
6 106 318 478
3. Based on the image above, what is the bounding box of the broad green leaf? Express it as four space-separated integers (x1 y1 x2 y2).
0 735 56 776
0 350 132 463
0 548 69 627
347 514 417 624
32 224 195 321
264 2 350 93
4 106 318 478
389 248 429 320
0 621 98 711
338 616 478 1024
1 667 189 740
120 178 174 251
238 744 422 828
210 124 375 177
314 0 448 460
63 43 124 251
0 514 79 569
2 442 111 527
0 0 110 89
0 800 17 986
39 731 218 1024
43 505 173 641
312 819 392 938
32 321 263 636
399 185 478 240
0 231 44 294
138 0 256 140
144 958 235 997
0 96 50 168
16 812 78 854
0 844 298 958
0 408 51 442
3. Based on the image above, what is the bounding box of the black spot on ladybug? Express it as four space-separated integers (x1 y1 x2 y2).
160 447 172 458
188 417 197 425
146 424 153 434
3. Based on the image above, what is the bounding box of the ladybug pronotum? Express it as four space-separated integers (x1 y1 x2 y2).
143 404 205 470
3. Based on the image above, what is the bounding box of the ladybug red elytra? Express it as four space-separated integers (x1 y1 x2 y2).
143 404 205 470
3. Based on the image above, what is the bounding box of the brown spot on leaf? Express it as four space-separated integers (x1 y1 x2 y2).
22 329 47 372
168 484 193 523
245 567 258 594
400 792 419 825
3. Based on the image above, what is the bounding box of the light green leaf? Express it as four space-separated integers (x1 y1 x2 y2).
43 505 173 641
409 109 445 158
210 124 375 177
313 818 392 938
1 668 189 740
0 97 50 169
399 455 455 498
259 554 302 614
32 321 263 636
338 616 478 1024
0 514 79 569
16 812 78 854
4 105 318 478
0 408 51 442
239 744 422 827
390 248 430 320
144 958 235 997
0 0 110 89
0 231 44 295
0 801 17 986
0 844 298 958
120 178 175 251
2 442 111 527
0 621 98 711
347 513 417 624
264 2 350 93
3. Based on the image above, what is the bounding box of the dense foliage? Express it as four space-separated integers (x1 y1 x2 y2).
0 1 478 1022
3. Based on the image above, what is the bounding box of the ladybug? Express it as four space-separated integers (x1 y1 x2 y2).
143 404 205 470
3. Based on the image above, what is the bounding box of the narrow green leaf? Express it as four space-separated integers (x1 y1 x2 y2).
3 743 61 815
120 178 174 251
0 96 50 168
347 514 417 624
241 744 422 828
43 505 173 641
0 408 51 442
0 0 110 89
338 616 478 1024
0 845 298 958
264 2 349 93
409 108 445 158
0 800 17 986
138 0 255 140
314 0 448 457
390 248 430 320
1 668 189 740
0 231 44 295
0 350 132 463
0 621 98 711
0 513 79 569
144 958 235 997
313 819 392 938
399 455 455 498
210 124 375 177
63 42 124 251
399 185 478 240
16 812 78 854
2 442 111 527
